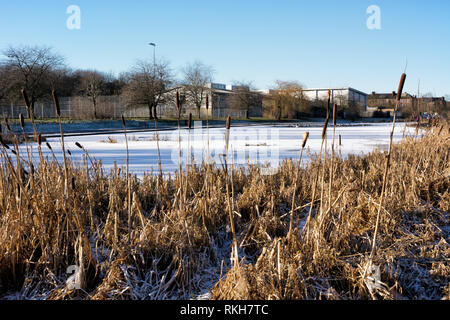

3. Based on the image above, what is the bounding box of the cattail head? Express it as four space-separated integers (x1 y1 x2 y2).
176 91 180 110
75 142 83 149
397 73 407 101
121 115 126 128
333 103 337 126
188 113 192 129
46 142 53 151
21 89 31 109
302 132 309 149
4 116 11 132
322 115 329 141
37 134 42 146
67 149 72 156
339 134 342 146
19 113 25 131
52 90 61 117
226 116 231 130
206 95 209 110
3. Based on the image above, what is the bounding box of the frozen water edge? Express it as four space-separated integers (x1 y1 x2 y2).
14 122 420 179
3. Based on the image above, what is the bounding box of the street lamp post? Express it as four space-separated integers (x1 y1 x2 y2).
149 43 156 67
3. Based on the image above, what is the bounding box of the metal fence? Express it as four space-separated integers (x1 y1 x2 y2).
0 95 263 120
0 96 149 120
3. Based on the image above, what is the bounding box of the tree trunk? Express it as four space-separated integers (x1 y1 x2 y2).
153 106 158 121
148 104 154 120
93 100 98 119
197 106 201 119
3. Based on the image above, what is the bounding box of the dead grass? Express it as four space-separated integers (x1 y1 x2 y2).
0 119 448 300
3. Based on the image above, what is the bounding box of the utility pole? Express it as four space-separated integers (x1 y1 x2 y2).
149 43 156 67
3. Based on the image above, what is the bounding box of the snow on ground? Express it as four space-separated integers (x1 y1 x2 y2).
15 122 419 178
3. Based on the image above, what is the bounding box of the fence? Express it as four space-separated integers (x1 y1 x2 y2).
0 95 263 120
0 96 149 120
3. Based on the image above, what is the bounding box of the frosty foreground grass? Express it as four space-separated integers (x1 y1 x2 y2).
0 119 448 300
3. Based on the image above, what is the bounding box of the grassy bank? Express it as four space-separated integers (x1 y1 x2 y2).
0 121 448 300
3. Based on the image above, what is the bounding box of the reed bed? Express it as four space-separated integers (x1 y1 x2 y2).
0 111 448 300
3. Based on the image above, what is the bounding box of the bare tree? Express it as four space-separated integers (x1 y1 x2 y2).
181 61 214 119
227 81 261 119
121 60 173 120
78 70 107 119
2 45 65 117
0 64 15 101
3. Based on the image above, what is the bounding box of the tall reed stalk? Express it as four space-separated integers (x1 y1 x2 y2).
304 91 330 237
121 115 132 246
363 73 407 281
328 103 337 211
288 131 309 237
52 90 69 197
224 116 238 266
184 113 192 205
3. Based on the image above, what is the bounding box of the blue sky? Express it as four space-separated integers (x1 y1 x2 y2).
0 0 449 96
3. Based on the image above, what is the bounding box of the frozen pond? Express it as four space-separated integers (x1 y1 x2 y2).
14 122 419 178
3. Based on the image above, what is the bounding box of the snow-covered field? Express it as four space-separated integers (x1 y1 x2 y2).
18 122 418 178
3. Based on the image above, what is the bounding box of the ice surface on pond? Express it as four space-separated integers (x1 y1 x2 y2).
16 123 419 178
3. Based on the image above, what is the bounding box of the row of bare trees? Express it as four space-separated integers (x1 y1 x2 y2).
120 59 215 120
0 45 125 119
0 45 220 120
1 44 343 121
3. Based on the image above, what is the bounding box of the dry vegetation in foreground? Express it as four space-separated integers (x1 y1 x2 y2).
0 120 448 300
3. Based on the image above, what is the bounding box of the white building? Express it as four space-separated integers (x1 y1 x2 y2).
301 87 368 111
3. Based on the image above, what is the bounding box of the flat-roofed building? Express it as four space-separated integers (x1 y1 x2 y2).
301 87 368 111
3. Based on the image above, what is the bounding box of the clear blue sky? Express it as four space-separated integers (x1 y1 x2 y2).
1 0 449 96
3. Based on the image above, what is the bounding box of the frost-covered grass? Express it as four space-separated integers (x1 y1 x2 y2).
0 121 448 300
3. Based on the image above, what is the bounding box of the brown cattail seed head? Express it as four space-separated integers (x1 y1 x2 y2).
339 134 342 146
75 142 83 149
188 113 192 129
46 142 53 151
67 149 72 156
226 116 231 130
19 113 25 130
52 90 61 117
37 134 42 146
21 89 31 109
302 132 309 149
121 115 126 127
333 103 337 126
397 73 407 101
322 115 329 140
206 95 209 110
4 116 11 132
